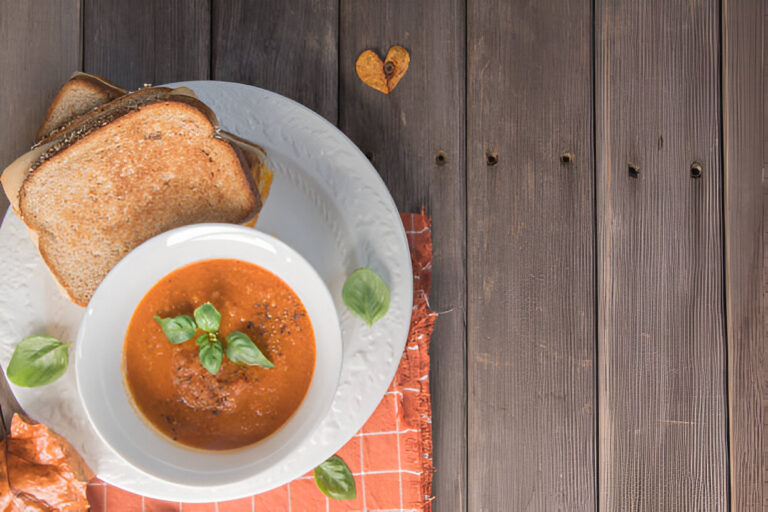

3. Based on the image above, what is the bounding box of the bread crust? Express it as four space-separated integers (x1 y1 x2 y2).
34 72 126 142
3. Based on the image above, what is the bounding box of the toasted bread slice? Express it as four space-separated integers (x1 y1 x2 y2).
7 86 264 211
31 73 274 225
35 72 125 142
10 98 260 306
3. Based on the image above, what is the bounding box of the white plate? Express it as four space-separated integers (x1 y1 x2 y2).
0 81 412 501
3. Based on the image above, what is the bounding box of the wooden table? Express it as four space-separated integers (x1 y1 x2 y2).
1 1 765 510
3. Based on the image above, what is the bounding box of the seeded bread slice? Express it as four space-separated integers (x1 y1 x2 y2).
35 73 125 142
17 100 260 306
30 74 274 223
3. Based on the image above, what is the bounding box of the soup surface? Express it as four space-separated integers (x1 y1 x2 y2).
123 258 315 450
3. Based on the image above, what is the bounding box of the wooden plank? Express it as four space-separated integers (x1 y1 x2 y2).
596 1 728 509
212 0 338 123
339 2 466 510
724 1 768 509
83 0 210 90
467 1 595 510
0 0 81 215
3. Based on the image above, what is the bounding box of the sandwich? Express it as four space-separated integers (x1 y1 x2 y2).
32 73 273 227
1 75 274 306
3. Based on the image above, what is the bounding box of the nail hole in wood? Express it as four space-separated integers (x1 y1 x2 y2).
690 162 703 179
435 151 447 166
486 152 499 166
560 152 574 164
384 61 395 77
628 163 640 178
364 151 374 163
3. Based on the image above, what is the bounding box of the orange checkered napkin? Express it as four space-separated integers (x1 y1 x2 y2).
87 212 436 512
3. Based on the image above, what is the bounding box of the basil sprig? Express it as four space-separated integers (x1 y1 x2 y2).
342 268 390 326
6 335 70 388
194 302 221 333
155 302 273 375
154 315 196 344
199 339 224 375
226 331 274 368
314 455 356 500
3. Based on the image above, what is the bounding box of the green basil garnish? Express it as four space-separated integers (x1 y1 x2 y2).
342 268 390 326
154 314 196 344
225 331 274 368
156 301 277 376
314 455 356 500
194 302 221 333
199 339 223 375
6 335 70 388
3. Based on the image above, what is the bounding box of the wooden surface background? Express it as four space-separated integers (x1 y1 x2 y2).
596 1 729 509
467 0 596 509
0 1 766 510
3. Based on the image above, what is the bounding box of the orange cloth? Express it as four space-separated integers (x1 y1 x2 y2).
87 212 436 511
0 414 92 511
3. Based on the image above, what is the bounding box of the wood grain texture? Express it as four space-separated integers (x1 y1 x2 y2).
83 0 210 90
596 1 728 509
212 0 338 123
724 1 768 509
467 1 595 510
0 0 81 216
339 2 466 510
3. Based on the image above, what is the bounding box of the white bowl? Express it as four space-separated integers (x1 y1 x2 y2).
75 224 342 487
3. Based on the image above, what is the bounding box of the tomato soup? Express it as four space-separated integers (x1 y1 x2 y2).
123 258 315 450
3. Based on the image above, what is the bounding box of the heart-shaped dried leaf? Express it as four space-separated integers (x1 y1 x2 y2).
355 45 410 94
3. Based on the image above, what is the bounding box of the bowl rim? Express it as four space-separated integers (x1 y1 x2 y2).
75 223 342 486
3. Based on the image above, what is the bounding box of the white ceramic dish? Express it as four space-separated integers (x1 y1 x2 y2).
0 81 412 500
76 224 342 487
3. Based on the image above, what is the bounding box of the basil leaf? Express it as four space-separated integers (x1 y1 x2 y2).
342 268 390 326
6 335 69 388
314 455 356 500
199 338 223 375
225 331 274 368
154 315 196 344
195 333 210 347
194 302 221 333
